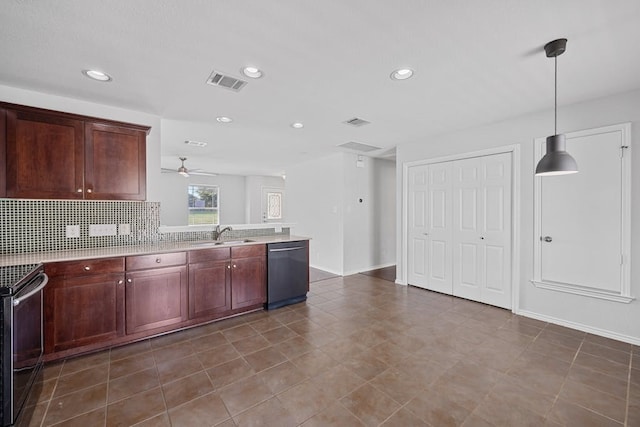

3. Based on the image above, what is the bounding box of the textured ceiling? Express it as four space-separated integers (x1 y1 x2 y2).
1 0 640 175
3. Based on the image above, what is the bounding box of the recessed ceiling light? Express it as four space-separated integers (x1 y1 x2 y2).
241 66 263 79
390 68 414 80
216 116 233 123
291 122 304 129
82 69 112 82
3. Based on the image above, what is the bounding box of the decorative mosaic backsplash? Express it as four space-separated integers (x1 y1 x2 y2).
0 199 290 255
0 199 161 254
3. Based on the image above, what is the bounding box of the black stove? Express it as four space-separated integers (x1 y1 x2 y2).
0 264 43 296
0 263 46 426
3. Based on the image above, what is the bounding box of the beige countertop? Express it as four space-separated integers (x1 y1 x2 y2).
0 235 310 266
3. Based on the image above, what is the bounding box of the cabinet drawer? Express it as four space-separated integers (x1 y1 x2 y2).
126 252 186 270
45 257 124 277
231 245 266 259
188 247 230 264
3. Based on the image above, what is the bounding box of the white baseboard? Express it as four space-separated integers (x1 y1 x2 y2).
309 264 343 277
516 309 640 346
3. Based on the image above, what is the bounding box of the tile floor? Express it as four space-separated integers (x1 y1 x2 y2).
22 272 640 426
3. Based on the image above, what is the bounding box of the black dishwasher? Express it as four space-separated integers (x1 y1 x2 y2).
266 241 309 310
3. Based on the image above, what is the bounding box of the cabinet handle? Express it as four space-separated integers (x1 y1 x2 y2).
541 236 553 243
233 264 237 268
127 279 132 283
227 264 231 269
86 189 92 193
84 266 91 271
480 236 485 240
156 258 161 263
77 188 83 193
118 280 123 285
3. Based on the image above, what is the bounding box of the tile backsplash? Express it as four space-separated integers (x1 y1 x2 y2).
0 199 161 254
0 199 290 255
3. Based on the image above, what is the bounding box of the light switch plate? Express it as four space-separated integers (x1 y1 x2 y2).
65 225 80 238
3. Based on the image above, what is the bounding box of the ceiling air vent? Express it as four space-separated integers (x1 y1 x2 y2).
343 117 371 127
338 141 381 152
206 70 248 92
184 140 208 148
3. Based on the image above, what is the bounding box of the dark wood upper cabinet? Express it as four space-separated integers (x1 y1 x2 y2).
0 102 149 200
5 108 85 199
85 122 146 200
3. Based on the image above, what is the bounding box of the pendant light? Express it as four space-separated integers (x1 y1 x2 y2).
177 157 189 177
535 38 578 176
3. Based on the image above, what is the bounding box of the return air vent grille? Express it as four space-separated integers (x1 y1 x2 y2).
206 70 248 92
184 140 208 148
338 141 381 152
343 117 371 127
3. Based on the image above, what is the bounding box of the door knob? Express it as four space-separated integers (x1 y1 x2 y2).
541 236 553 242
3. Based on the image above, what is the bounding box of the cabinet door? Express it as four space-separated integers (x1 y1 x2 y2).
188 260 231 319
5 109 84 199
85 122 146 200
125 266 187 334
44 272 124 353
231 257 266 309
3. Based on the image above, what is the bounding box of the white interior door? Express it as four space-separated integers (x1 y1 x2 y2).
452 152 512 309
539 130 622 291
407 165 429 288
425 162 453 294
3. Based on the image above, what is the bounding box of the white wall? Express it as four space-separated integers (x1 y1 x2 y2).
158 173 246 225
287 152 396 276
286 153 345 275
0 85 162 202
396 88 640 343
343 156 396 274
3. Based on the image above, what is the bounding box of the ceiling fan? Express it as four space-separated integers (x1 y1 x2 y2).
161 157 218 177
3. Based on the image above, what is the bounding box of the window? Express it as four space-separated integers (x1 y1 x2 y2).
188 185 219 225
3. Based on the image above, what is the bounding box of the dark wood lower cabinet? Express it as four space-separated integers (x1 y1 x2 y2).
43 244 271 361
44 271 124 354
188 260 231 319
125 265 188 334
231 257 266 309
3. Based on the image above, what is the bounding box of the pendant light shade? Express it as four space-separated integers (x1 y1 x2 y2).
535 38 578 176
535 134 578 176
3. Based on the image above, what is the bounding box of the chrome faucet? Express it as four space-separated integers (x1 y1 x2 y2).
215 225 233 240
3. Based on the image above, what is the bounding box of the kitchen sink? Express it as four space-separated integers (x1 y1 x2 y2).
217 239 254 245
189 239 254 247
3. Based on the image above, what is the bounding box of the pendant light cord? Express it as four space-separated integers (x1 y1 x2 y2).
554 55 558 135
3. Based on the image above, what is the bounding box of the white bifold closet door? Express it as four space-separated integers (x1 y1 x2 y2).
452 153 512 308
407 152 512 309
407 162 453 294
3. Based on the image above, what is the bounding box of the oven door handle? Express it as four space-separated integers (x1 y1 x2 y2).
13 273 48 306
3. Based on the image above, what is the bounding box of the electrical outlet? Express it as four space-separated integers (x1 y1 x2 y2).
118 224 131 236
65 225 80 238
89 224 118 237
275 225 282 233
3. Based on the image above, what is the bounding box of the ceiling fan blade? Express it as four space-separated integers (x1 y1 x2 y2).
190 171 218 176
